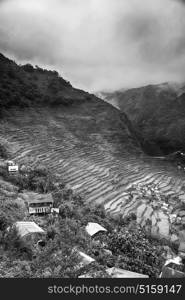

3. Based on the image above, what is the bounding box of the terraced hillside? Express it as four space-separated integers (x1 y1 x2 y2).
1 104 185 242
1 53 185 245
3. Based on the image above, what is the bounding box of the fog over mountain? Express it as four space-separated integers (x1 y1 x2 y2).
0 0 185 91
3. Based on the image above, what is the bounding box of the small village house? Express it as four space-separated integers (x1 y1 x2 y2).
72 247 95 270
106 267 149 278
6 160 19 175
13 221 46 246
85 222 107 237
24 192 54 215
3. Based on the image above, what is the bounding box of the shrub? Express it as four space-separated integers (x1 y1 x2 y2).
4 227 33 260
0 144 8 159
0 199 24 234
59 202 75 219
105 226 164 277
22 64 34 73
0 212 10 232
46 225 58 240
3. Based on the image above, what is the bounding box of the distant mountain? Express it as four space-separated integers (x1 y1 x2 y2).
99 82 185 155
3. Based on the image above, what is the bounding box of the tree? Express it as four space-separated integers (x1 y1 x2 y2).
0 144 8 159
0 212 9 232
22 64 34 73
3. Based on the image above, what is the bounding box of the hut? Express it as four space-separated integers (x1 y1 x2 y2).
85 222 107 237
13 221 46 245
72 247 95 270
160 267 185 278
6 160 19 175
106 267 149 278
24 192 54 215
159 256 185 278
8 165 19 174
77 251 95 268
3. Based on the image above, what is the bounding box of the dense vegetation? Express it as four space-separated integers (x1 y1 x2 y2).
101 83 185 155
0 143 8 159
0 53 93 114
0 162 165 278
0 163 58 193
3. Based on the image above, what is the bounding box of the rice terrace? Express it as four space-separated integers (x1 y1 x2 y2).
1 0 185 280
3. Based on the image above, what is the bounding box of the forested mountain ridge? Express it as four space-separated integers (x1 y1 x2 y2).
0 52 94 111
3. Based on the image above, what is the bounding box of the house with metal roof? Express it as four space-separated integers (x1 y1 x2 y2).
159 256 185 278
160 267 185 278
72 247 95 270
85 222 107 237
77 251 95 268
6 160 19 175
13 221 46 246
106 267 149 278
14 221 45 238
23 192 54 215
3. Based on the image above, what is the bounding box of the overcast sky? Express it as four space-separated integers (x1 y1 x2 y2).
0 0 185 92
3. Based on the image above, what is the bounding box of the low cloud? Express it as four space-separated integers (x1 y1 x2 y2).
0 0 185 91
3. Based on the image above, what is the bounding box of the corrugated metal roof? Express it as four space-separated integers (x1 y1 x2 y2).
106 267 149 278
6 160 14 166
78 251 95 266
72 248 95 269
160 267 185 278
14 221 45 238
78 274 93 278
78 271 103 278
85 222 107 237
23 192 53 204
164 256 182 266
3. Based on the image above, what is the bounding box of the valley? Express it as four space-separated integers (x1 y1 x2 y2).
1 53 185 277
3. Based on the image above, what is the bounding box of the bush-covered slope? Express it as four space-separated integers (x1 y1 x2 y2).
0 162 165 278
0 52 98 111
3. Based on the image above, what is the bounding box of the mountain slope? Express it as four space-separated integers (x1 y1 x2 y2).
0 52 139 155
0 52 93 111
99 82 185 155
1 54 185 245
